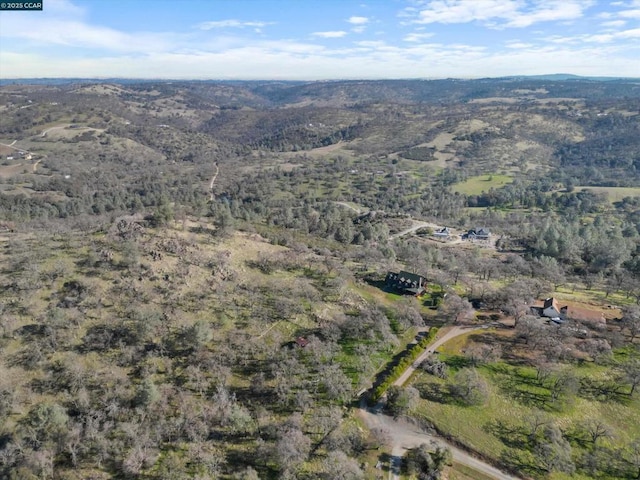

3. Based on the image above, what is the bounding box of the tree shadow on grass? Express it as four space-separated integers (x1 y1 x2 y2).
471 332 530 366
416 382 452 404
508 390 550 409
483 364 551 409
499 447 546 478
224 444 275 479
579 376 631 405
414 381 473 407
483 419 531 450
442 355 473 370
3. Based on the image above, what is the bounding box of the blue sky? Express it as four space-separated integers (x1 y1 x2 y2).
0 0 639 79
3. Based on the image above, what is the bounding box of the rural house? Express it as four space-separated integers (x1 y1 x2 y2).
464 228 491 240
531 297 607 325
542 297 568 319
433 227 451 238
385 270 427 296
529 297 568 323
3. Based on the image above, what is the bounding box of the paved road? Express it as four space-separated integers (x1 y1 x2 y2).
358 325 522 480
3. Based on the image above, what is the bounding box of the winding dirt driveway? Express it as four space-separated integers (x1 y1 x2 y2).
390 220 438 240
41 124 103 137
333 201 363 214
331 202 463 244
393 326 474 388
209 162 219 201
389 220 464 244
41 124 71 137
358 326 522 480
0 140 23 151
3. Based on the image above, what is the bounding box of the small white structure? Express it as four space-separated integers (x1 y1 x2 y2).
434 227 451 238
542 297 567 319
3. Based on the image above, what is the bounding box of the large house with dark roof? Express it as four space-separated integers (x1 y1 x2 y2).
385 270 427 296
464 228 491 241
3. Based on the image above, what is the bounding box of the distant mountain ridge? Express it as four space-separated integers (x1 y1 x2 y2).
499 73 639 82
1 74 638 87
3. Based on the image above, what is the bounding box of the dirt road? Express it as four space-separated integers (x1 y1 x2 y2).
0 140 24 152
358 325 522 480
359 404 521 480
41 124 70 137
390 220 440 240
41 124 103 137
333 201 363 214
393 326 475 388
209 162 219 201
332 203 471 245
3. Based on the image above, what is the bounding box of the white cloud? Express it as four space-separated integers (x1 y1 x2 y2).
311 31 348 38
504 1 587 28
619 8 640 18
546 28 640 45
404 32 436 42
617 27 640 38
355 40 387 48
348 16 370 24
505 41 535 49
407 0 590 28
197 20 273 30
46 0 86 18
0 0 638 80
413 0 518 24
0 18 178 53
352 26 367 33
601 20 627 28
3 39 639 79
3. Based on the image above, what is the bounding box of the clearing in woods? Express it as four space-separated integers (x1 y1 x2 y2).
575 185 640 203
451 174 514 195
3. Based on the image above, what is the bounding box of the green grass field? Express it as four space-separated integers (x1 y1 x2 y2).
451 174 514 195
450 462 502 480
409 333 640 480
575 186 640 203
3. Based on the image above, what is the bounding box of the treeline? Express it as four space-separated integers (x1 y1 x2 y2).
556 112 640 185
467 179 609 214
370 327 439 403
